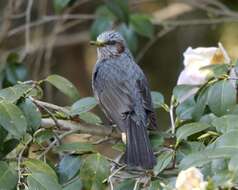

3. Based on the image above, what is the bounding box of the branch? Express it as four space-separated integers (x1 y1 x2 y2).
41 118 121 139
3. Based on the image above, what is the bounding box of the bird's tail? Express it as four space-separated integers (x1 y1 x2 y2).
124 116 156 169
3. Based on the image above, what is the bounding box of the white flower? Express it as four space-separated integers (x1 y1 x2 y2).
177 43 230 85
175 167 207 190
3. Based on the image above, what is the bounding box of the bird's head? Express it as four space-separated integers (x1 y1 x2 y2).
90 31 127 59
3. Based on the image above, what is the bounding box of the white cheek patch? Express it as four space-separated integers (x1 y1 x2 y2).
121 132 127 144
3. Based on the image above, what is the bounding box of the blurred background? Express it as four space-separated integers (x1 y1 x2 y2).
0 0 238 129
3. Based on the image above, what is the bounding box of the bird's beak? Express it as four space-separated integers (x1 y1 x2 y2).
90 40 106 47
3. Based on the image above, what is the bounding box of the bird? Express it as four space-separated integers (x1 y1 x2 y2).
90 31 157 169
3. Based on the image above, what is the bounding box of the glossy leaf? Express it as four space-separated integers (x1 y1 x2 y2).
214 131 238 149
105 0 129 22
0 139 19 158
63 177 82 190
207 80 236 116
130 14 154 38
176 96 196 120
46 75 80 101
229 154 238 172
79 112 102 125
80 154 110 190
5 63 28 85
115 179 135 190
90 17 113 40
151 91 164 109
0 127 7 146
34 129 55 144
0 161 17 189
153 150 173 175
19 98 41 133
70 97 97 116
173 85 198 103
24 159 58 181
27 172 62 190
0 84 33 103
200 64 229 78
55 142 94 154
176 122 210 142
118 24 138 53
212 115 238 133
180 147 238 169
0 101 27 139
148 180 162 190
58 155 81 184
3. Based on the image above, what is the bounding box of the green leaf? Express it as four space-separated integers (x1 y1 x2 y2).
176 122 210 142
24 159 58 181
79 112 102 125
34 129 55 144
58 155 81 184
150 134 164 151
5 63 28 85
55 142 94 154
151 91 164 109
214 131 238 149
199 113 217 125
46 75 80 101
0 101 27 139
153 150 173 175
27 172 62 190
118 24 138 53
173 85 198 103
176 96 196 120
19 98 41 133
0 161 17 189
200 64 229 78
63 177 82 190
7 52 20 64
192 87 210 120
53 0 72 13
212 115 238 134
115 179 135 190
70 97 97 116
180 147 238 170
148 180 162 190
105 0 129 22
229 154 238 172
90 17 113 40
0 139 19 158
0 84 33 103
207 80 236 116
0 127 8 147
130 14 154 38
80 154 110 190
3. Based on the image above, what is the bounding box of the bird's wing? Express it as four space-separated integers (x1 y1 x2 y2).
137 74 158 129
93 64 134 131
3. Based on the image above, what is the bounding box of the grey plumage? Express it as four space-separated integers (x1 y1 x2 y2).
92 31 157 169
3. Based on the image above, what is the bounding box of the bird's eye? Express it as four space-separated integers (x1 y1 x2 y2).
106 40 117 45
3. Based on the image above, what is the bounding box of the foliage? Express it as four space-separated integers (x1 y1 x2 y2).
0 0 238 190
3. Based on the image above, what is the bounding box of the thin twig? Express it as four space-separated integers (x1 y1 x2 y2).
169 96 176 135
8 14 96 37
41 118 121 139
25 0 34 53
17 137 32 190
30 97 71 115
37 128 81 159
107 165 127 190
136 26 175 63
133 178 140 190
